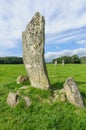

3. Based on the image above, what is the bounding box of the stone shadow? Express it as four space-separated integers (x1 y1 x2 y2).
80 92 86 105
50 81 86 92
76 81 86 85
74 81 86 105
50 82 64 92
76 81 86 99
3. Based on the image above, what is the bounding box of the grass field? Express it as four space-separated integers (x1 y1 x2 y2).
0 64 86 130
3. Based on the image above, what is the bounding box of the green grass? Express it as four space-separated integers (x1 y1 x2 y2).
0 64 86 130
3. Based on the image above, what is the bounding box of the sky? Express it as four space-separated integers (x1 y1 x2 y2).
0 0 86 62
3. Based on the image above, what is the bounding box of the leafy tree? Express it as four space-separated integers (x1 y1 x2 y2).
71 55 81 64
52 55 81 64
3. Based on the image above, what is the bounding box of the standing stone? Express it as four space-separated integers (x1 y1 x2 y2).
64 77 84 107
22 12 50 89
54 60 57 66
62 60 64 66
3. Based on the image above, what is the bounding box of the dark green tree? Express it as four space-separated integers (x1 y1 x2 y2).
52 55 81 64
0 57 23 64
71 55 81 64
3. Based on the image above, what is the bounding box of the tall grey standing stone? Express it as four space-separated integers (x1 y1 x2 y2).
22 12 50 89
64 77 84 107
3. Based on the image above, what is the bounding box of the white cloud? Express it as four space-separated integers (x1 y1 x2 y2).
76 39 86 45
0 0 86 56
46 28 86 45
45 48 86 61
45 0 86 34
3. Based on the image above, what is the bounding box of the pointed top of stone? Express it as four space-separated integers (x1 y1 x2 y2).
25 12 44 31
66 77 74 84
34 11 41 17
33 12 44 21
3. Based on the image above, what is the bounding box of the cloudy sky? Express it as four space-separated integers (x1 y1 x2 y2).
0 0 86 61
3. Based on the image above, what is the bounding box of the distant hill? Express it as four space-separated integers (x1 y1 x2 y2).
80 56 86 64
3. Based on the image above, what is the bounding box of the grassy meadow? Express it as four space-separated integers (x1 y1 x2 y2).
0 64 86 130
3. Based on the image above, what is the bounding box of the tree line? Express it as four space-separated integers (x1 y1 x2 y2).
52 55 81 64
0 57 23 64
0 55 86 64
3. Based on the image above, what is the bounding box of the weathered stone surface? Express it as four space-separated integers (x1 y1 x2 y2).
22 12 50 89
7 92 19 107
60 94 66 102
17 76 29 84
53 89 66 102
53 89 59 96
64 77 84 107
53 93 59 102
58 88 65 94
23 96 32 107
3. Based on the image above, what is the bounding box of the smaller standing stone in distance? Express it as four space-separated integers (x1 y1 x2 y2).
54 60 57 66
62 60 64 66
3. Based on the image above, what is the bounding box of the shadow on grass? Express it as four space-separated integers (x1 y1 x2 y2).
50 82 64 92
76 81 86 85
76 81 86 105
80 92 86 105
